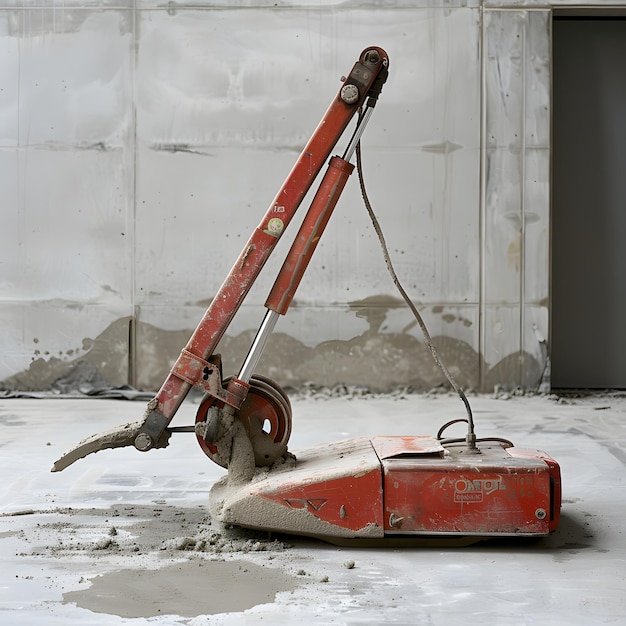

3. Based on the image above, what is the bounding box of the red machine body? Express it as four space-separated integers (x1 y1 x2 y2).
377 439 560 536
212 436 561 542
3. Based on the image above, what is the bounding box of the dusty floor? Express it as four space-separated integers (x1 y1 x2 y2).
1 390 625 624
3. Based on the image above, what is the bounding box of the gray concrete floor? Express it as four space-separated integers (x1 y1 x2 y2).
1 391 625 624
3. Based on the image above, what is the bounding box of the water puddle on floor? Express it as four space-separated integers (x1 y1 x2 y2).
63 558 300 618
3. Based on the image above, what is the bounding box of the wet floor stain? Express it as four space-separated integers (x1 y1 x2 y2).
63 558 300 618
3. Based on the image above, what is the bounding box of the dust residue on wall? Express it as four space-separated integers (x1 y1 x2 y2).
0 314 544 394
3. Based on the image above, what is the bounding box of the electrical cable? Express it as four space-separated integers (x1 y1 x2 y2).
437 418 469 440
355 131 476 447
439 437 514 448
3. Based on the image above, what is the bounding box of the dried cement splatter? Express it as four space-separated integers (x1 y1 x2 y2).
13 504 291 557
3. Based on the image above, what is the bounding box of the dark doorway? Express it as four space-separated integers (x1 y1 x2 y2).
551 17 626 389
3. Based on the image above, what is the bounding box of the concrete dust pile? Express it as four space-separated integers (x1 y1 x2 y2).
11 503 292 557
159 513 291 555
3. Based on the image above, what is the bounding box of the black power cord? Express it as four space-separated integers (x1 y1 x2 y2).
355 135 477 449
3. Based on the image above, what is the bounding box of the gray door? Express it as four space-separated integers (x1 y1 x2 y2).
552 17 626 389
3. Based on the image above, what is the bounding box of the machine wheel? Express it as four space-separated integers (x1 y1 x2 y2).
195 375 292 468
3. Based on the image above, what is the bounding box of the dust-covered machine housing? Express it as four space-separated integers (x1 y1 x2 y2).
211 437 561 543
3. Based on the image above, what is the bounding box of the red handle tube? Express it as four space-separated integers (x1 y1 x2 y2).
265 156 354 315
139 47 389 438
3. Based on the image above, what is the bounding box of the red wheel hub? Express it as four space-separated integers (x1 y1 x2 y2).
195 375 292 468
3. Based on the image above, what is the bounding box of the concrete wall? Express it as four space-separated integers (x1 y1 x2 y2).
0 0 619 394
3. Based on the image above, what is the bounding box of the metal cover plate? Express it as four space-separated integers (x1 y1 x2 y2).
371 436 445 459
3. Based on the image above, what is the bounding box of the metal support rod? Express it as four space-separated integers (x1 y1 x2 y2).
237 309 280 384
341 105 375 163
237 109 377 385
